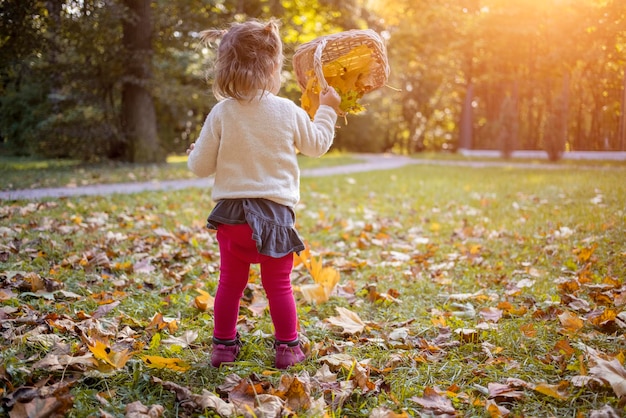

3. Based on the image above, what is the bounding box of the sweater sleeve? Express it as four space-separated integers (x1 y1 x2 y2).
187 111 220 178
294 105 337 157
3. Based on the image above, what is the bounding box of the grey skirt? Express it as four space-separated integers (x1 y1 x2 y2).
207 198 305 258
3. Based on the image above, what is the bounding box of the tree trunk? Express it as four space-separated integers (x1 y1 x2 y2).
121 0 162 163
617 70 626 151
458 83 474 150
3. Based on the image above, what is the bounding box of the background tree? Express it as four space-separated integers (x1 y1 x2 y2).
1 0 625 160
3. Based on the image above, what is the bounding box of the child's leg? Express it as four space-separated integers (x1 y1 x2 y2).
214 224 254 341
260 253 298 343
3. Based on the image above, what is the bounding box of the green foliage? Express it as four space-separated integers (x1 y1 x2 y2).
1 0 626 160
0 80 50 155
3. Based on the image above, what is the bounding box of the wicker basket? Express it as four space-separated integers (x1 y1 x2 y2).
293 29 389 103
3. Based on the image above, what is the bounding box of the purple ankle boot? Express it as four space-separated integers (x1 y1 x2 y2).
275 339 305 369
211 335 241 367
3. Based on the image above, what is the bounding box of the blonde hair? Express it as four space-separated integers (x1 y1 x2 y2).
199 19 283 101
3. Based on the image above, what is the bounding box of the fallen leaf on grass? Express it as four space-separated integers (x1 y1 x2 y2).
532 381 570 400
487 382 524 401
588 404 623 418
125 400 164 418
497 378 570 401
324 307 366 334
558 310 584 334
161 330 198 349
370 406 410 418
33 353 96 372
276 374 312 411
485 398 510 417
455 328 479 343
194 289 214 311
141 355 190 372
479 307 503 322
572 344 626 399
147 313 178 333
588 356 626 398
153 377 235 416
87 338 133 370
410 386 457 416
229 377 283 417
3 379 76 418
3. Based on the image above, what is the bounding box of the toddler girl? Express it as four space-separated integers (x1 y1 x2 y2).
187 18 341 369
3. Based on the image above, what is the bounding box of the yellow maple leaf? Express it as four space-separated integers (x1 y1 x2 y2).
141 355 190 372
87 338 134 370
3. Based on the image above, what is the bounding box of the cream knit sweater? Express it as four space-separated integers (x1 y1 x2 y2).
187 91 337 207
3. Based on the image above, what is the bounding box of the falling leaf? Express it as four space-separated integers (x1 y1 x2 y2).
141 355 190 372
295 246 340 304
325 307 366 334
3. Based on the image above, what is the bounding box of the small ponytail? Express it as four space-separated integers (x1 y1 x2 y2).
198 28 228 46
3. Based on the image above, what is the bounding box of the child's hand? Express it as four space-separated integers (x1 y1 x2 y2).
319 87 342 114
186 143 195 155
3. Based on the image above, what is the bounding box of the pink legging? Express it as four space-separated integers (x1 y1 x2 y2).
213 223 298 342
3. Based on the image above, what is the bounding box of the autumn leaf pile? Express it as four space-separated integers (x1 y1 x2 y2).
1 162 625 417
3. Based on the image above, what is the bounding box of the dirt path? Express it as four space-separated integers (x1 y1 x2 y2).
1 153 623 201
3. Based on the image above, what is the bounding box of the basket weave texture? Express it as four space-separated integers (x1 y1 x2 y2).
292 29 389 107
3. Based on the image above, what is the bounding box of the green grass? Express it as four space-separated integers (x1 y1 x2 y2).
0 152 362 191
1 159 625 417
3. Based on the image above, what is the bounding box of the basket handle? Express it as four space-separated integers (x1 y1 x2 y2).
313 38 329 92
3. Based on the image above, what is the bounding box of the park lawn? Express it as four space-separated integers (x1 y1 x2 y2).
0 152 362 191
0 162 625 417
